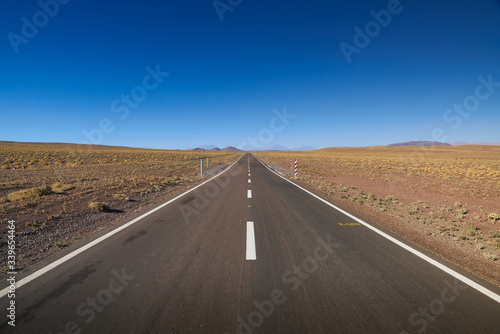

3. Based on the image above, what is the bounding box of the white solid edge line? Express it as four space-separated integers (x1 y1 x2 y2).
246 221 256 260
0 155 246 299
253 155 500 304
247 190 252 198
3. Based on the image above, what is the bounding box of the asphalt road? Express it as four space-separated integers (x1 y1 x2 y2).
2 153 500 333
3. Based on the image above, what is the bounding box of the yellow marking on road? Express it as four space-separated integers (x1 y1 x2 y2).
338 223 361 226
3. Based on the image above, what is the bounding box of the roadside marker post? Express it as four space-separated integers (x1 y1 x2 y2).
207 157 209 168
294 160 298 178
200 159 203 178
291 159 293 170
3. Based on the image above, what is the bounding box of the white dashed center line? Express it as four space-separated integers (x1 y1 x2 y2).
247 189 252 198
246 222 256 260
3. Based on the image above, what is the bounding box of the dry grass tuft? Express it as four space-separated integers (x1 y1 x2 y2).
483 253 497 261
6 183 74 201
489 213 500 222
89 202 109 212
53 241 67 248
113 193 129 201
8 185 53 201
51 182 75 193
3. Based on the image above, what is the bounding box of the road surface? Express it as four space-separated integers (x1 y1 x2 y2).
2 153 500 333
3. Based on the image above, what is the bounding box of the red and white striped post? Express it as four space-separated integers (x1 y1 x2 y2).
294 160 298 178
290 159 293 170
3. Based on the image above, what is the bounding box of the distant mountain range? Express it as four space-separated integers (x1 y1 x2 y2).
189 144 316 152
387 141 451 147
387 141 500 147
187 146 243 152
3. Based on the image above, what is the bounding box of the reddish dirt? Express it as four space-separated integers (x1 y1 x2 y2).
261 148 500 288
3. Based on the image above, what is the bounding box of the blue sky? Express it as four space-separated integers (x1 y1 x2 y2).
1 0 499 149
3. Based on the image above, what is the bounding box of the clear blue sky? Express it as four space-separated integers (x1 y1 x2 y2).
1 0 499 149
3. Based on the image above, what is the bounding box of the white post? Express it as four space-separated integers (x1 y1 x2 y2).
206 157 209 168
201 159 203 178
